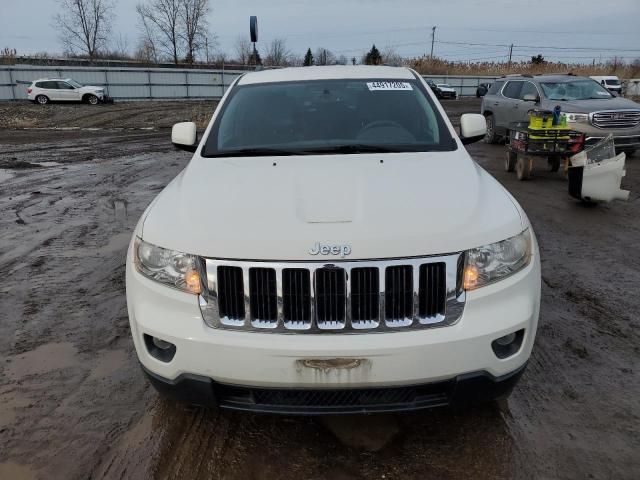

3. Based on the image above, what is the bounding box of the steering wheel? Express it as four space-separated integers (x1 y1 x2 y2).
358 120 405 134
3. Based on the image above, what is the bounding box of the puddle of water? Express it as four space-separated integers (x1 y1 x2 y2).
0 169 15 182
6 342 78 378
88 349 128 380
0 462 37 480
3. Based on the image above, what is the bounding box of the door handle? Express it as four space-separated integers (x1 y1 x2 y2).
493 102 500 106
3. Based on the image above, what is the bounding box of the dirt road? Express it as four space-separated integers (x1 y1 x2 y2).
0 99 638 480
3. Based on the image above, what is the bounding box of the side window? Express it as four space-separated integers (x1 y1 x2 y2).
502 81 523 99
487 81 504 95
57 82 74 90
519 82 538 100
45 81 59 89
35 82 44 88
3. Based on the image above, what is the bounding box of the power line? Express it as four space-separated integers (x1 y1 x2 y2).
435 39 640 52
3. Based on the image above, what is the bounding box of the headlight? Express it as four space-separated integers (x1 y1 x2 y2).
564 113 589 124
134 238 202 294
463 229 532 290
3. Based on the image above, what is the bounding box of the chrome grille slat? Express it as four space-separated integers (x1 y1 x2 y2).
591 110 640 129
200 254 466 334
351 267 379 329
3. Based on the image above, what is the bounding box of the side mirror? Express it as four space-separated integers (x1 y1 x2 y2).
459 113 487 145
523 93 538 102
171 122 198 152
610 91 618 97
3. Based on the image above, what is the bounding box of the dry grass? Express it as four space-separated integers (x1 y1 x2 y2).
410 56 640 79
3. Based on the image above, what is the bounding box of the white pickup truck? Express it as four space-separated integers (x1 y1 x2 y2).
126 66 541 414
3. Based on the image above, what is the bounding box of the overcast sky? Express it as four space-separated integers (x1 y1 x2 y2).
1 0 639 63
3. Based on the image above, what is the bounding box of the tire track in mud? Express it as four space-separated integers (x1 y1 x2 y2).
0 131 192 479
468 140 640 479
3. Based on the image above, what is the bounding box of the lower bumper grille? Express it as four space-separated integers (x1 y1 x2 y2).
201 254 465 333
216 382 452 414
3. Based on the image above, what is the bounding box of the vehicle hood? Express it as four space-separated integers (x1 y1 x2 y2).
141 152 525 260
542 96 640 113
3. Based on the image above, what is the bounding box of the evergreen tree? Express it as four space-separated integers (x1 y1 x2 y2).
531 54 545 65
303 48 314 66
364 44 382 65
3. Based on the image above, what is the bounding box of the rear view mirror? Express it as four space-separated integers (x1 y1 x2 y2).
171 122 198 152
523 94 538 102
459 113 487 145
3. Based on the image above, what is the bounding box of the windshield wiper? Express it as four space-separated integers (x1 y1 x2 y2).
204 144 417 158
300 144 408 154
204 147 299 158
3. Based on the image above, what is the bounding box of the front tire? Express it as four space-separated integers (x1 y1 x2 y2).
36 95 49 105
484 114 499 144
516 153 532 180
85 94 99 105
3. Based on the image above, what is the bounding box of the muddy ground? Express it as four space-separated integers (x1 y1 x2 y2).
0 99 638 480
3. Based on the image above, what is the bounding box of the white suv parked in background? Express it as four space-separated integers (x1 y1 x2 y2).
27 78 106 105
126 66 541 414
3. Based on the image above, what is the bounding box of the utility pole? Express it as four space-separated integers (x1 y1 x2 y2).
508 44 514 67
430 26 436 58
205 36 209 64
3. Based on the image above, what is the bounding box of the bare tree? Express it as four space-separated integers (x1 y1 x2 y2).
112 33 130 58
314 47 335 66
263 38 291 67
234 36 252 65
381 47 403 67
135 38 157 63
180 0 209 63
137 11 159 62
136 0 182 64
54 0 115 60
336 55 348 66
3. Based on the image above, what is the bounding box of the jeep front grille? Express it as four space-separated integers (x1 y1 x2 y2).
591 110 640 129
200 254 465 333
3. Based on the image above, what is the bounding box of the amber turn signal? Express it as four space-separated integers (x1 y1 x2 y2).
184 269 202 294
463 265 479 290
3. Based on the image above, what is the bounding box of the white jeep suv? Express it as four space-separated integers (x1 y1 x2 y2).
27 78 106 104
126 66 541 414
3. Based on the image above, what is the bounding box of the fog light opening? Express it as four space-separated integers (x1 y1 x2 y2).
495 332 517 347
491 329 525 359
144 334 177 363
152 337 173 350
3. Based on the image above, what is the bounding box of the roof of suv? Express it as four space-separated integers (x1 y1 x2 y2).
33 78 73 82
500 74 592 83
237 66 415 85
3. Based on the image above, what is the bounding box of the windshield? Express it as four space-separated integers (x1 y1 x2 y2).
202 78 455 157
605 79 620 86
437 84 450 88
66 79 82 88
539 80 612 100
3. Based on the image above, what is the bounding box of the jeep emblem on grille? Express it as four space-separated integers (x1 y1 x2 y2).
309 242 352 257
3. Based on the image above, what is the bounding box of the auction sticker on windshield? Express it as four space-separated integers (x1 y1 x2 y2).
367 81 413 91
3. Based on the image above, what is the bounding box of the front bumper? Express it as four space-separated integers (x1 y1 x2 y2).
126 234 540 398
585 134 640 150
570 123 640 150
141 361 527 414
